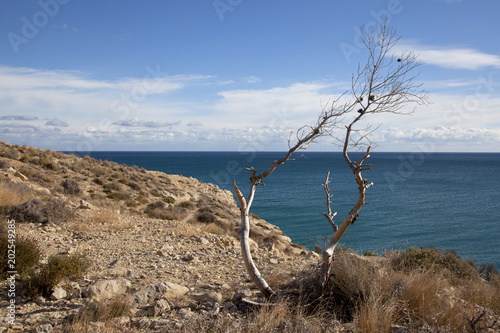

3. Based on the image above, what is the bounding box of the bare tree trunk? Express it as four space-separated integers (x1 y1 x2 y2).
319 148 373 287
233 180 275 297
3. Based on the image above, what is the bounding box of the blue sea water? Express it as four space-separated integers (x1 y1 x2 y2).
78 151 500 268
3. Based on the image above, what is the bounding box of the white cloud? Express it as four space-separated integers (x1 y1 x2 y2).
0 115 38 121
396 42 500 70
0 65 498 152
113 119 182 128
246 76 262 84
46 119 69 127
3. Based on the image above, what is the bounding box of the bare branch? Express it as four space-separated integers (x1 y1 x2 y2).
322 171 338 232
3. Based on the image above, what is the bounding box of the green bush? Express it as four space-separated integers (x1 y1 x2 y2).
0 231 42 279
390 247 479 281
28 254 91 297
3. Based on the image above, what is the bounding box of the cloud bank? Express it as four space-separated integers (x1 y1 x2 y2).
0 65 498 152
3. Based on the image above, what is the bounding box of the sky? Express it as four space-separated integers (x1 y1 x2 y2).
0 0 499 152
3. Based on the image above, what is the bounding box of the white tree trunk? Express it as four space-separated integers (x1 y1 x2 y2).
319 148 373 287
233 180 275 297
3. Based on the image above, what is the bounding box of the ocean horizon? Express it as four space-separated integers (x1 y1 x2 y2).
70 150 500 268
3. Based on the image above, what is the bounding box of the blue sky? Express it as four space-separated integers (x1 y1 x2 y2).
0 0 499 152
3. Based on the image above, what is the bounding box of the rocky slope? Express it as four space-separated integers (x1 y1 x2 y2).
0 141 321 332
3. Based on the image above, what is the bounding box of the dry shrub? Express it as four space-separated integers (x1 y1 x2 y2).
0 228 42 279
247 297 329 333
202 222 238 238
0 179 32 207
459 277 500 311
27 253 91 297
144 201 189 221
78 295 130 322
356 295 398 333
62 179 81 195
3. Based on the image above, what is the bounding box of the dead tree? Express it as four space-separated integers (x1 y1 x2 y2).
232 18 428 296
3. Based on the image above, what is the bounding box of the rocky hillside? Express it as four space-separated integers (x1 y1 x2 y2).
0 141 499 333
0 141 319 332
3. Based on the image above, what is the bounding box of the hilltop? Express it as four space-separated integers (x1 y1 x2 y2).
0 141 499 332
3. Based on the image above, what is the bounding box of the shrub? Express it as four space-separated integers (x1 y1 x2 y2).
79 295 130 321
104 182 122 192
163 196 175 204
0 179 32 207
144 201 188 220
106 191 126 201
0 159 7 169
93 177 104 185
62 179 81 196
44 198 75 224
7 198 49 224
197 211 216 223
27 254 91 297
313 245 323 254
0 230 42 279
6 198 74 225
127 181 141 191
390 247 479 281
38 156 59 171
178 200 196 210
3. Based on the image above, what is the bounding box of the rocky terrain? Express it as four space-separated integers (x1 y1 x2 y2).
0 141 499 333
0 141 324 332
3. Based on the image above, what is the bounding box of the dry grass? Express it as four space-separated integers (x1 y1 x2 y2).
0 179 32 207
65 295 132 333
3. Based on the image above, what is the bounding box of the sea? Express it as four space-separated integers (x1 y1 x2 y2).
75 151 500 268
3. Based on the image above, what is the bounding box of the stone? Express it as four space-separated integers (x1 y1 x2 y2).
108 259 120 267
133 282 189 305
306 251 321 260
193 236 209 245
269 258 279 264
78 199 93 209
177 308 193 319
223 302 238 313
153 297 171 316
248 238 258 250
389 325 409 333
50 287 67 300
192 291 222 304
14 171 28 181
234 288 253 300
67 282 82 299
182 254 196 262
259 242 275 251
35 324 53 333
83 278 131 301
